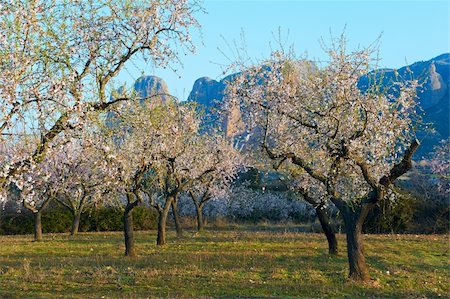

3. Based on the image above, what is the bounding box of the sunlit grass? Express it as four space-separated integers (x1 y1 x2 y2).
0 227 448 298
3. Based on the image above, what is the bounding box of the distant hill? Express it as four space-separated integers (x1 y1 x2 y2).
186 54 450 158
133 75 170 100
107 75 170 128
358 53 449 156
128 55 449 158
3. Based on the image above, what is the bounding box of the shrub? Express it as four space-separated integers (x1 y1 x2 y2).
363 188 416 234
132 206 159 231
42 208 73 233
0 205 158 235
0 211 34 235
80 206 158 232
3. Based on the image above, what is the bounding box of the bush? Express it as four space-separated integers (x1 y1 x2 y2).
363 188 416 234
396 170 450 234
43 208 73 233
0 209 74 235
0 211 34 235
412 199 449 234
130 206 159 231
0 205 159 235
80 206 158 232
81 207 124 232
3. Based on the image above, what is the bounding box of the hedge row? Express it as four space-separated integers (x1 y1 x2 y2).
1 196 447 235
0 206 159 235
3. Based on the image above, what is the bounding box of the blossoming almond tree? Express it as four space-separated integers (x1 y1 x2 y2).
278 166 339 255
99 97 221 252
430 139 450 193
137 102 242 245
186 135 243 232
0 0 200 191
125 100 204 245
98 98 172 256
17 136 69 242
225 36 420 281
48 130 119 236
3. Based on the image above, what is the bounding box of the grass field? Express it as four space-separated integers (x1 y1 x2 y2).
0 226 448 298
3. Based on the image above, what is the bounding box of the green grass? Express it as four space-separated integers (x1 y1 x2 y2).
0 227 448 298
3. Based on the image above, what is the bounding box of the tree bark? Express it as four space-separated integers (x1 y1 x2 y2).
195 203 205 232
124 202 137 257
171 199 183 237
344 215 369 281
157 197 173 246
339 202 375 282
315 206 338 255
70 210 82 236
33 211 43 242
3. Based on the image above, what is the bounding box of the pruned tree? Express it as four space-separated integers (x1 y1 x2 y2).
225 35 420 281
18 139 63 242
430 139 450 193
48 129 117 236
0 0 201 192
98 98 169 256
187 136 243 232
139 102 228 245
279 167 339 255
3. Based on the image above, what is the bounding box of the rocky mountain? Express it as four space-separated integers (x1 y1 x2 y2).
187 76 227 107
358 53 449 156
133 75 170 100
128 55 448 158
107 75 169 128
186 54 450 158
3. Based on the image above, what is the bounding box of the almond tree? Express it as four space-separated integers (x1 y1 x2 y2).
187 136 243 232
20 175 55 242
169 135 242 236
18 138 64 242
0 0 200 191
0 135 50 241
430 139 450 193
48 130 117 236
279 167 339 255
225 36 419 281
138 104 237 245
99 98 170 256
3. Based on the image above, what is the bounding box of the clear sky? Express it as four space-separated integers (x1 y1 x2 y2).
117 0 450 100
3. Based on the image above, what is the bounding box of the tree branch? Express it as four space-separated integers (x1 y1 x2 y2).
379 139 419 187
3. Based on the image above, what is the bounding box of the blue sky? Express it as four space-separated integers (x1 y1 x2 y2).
117 0 450 99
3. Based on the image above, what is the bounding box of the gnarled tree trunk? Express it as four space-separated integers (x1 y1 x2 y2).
70 210 82 236
315 206 338 255
124 202 136 257
299 190 339 256
124 192 140 257
344 215 369 281
33 211 43 242
195 203 205 232
157 196 173 246
25 196 52 242
340 202 375 281
171 198 183 237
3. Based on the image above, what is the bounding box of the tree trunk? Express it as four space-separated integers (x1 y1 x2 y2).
33 211 43 242
316 206 338 255
195 203 205 232
124 203 136 257
70 210 82 236
157 197 173 246
171 199 183 237
344 211 370 281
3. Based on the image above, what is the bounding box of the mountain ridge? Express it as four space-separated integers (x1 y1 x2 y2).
186 53 450 157
129 54 449 158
